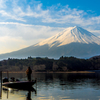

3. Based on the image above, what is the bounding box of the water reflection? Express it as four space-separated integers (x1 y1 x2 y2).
26 91 31 100
2 86 36 100
33 72 100 89
1 71 100 100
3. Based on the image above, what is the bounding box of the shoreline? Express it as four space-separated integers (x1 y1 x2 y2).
2 71 95 73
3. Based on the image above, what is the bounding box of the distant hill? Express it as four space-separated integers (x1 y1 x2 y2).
89 55 100 60
0 56 100 72
0 26 100 59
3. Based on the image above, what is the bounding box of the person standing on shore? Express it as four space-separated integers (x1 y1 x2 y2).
26 66 32 81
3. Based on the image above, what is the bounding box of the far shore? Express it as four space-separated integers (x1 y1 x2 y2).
2 71 95 73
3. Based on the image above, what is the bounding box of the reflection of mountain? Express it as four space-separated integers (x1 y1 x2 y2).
0 26 100 59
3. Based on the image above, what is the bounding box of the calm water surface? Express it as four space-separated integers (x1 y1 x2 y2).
1 71 100 100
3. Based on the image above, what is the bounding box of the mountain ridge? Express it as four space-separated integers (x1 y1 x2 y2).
35 26 100 47
0 26 100 59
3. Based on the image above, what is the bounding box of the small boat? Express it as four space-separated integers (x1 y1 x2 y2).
2 80 36 88
3 85 36 92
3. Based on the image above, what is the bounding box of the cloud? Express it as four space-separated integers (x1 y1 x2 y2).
41 5 86 24
23 4 49 18
0 0 100 54
0 9 26 22
0 22 64 39
87 29 100 36
0 36 26 54
0 1 50 23
91 16 100 24
0 0 7 8
40 4 100 29
0 0 100 30
0 22 64 53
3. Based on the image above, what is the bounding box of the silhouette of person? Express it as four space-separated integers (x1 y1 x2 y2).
26 67 32 81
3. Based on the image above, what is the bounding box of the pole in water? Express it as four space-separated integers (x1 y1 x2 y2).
7 71 9 81
0 71 2 99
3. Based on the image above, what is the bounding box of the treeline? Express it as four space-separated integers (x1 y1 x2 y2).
0 56 100 72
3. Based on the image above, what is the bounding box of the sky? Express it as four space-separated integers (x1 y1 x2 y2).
0 0 100 54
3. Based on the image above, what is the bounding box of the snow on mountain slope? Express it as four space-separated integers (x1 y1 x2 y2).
0 26 100 59
35 26 100 47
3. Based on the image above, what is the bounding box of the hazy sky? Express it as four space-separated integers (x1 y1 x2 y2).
0 0 100 54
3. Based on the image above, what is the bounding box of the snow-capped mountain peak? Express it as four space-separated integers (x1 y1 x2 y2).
35 26 100 47
0 26 100 59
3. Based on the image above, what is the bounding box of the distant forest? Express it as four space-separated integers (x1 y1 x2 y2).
0 56 100 72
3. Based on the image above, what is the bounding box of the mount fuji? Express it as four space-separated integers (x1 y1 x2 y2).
35 26 100 47
0 26 100 59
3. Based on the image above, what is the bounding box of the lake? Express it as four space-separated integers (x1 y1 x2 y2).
1 71 100 100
